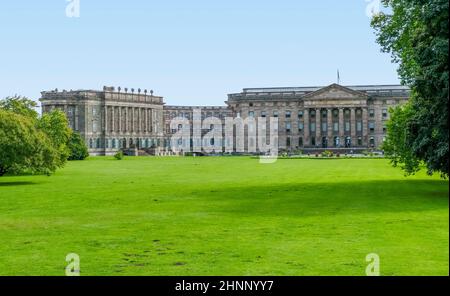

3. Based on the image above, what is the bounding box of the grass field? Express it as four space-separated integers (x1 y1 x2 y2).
0 157 448 276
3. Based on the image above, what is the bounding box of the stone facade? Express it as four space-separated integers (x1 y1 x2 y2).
40 86 165 156
226 84 410 152
40 83 410 155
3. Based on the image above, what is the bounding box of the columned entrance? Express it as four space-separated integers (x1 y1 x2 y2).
345 136 352 148
333 136 340 147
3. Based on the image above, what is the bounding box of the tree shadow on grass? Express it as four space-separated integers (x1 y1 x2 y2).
0 181 36 187
191 179 449 218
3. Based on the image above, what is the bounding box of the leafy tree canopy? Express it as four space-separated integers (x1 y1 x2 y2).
37 110 72 166
0 110 59 176
372 0 449 177
0 96 38 119
0 98 73 176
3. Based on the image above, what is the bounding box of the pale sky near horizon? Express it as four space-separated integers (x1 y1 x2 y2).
0 0 399 106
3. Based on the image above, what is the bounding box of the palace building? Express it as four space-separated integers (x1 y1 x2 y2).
40 83 410 155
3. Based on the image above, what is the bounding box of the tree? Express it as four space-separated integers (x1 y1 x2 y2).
382 104 421 174
372 0 449 177
0 98 73 176
68 132 89 160
37 110 72 167
0 96 38 119
0 110 59 176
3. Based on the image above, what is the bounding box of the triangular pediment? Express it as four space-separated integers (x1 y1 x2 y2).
302 84 369 100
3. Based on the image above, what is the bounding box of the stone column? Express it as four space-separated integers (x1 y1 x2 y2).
327 108 332 146
147 109 152 134
338 108 344 147
131 108 135 133
118 107 122 133
151 109 156 134
350 108 356 145
362 107 368 146
104 105 108 133
315 108 321 146
125 107 128 133
143 108 147 134
140 108 144 133
303 108 310 147
84 104 89 134
75 105 79 131
137 108 140 133
111 106 115 133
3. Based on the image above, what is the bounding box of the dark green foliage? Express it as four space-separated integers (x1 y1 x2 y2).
37 110 72 166
68 132 89 161
0 110 59 176
114 151 124 160
372 0 449 177
0 97 72 176
0 96 38 119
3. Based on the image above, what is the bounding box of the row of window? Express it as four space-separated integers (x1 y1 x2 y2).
247 109 389 119
285 136 380 148
166 121 387 134
165 111 230 120
285 121 386 133
246 99 396 108
88 138 161 149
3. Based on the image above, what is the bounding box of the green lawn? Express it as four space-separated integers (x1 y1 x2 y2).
0 157 448 276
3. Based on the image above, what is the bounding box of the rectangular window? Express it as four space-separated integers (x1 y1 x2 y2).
286 137 291 147
310 123 316 132
286 122 291 132
298 111 303 118
333 122 339 132
273 111 278 118
369 109 375 117
261 111 266 118
322 122 327 132
285 111 291 118
298 122 304 132
382 109 388 118
357 121 362 132
345 122 350 132
369 122 375 133
248 111 254 117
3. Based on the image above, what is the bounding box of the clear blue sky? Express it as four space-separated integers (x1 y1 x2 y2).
0 0 398 106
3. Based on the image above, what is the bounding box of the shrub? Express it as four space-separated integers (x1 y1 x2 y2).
114 151 124 160
67 132 89 160
321 150 333 158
